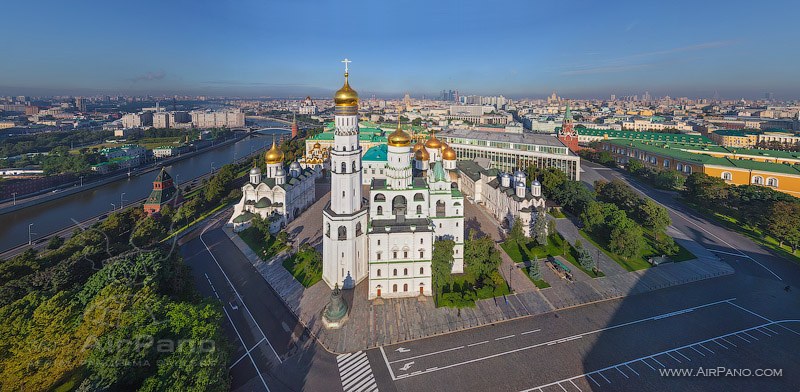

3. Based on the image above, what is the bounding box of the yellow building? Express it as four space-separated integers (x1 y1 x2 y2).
602 139 800 197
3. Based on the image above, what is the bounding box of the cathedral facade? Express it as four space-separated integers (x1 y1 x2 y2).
229 138 319 234
321 63 465 299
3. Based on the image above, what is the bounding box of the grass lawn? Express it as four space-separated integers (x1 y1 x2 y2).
527 275 551 289
238 227 287 260
684 201 800 264
501 234 605 278
436 271 510 308
578 229 649 271
548 209 566 219
282 249 322 287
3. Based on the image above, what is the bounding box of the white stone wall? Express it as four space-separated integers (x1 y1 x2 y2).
367 230 433 299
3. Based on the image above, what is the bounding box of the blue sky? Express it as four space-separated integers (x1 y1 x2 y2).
1 0 798 99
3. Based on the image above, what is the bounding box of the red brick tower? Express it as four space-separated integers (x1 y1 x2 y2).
558 101 580 152
143 167 182 217
291 112 298 138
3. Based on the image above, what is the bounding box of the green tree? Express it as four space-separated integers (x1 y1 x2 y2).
431 239 455 301
767 201 800 252
541 168 568 198
626 158 644 173
47 235 65 250
608 217 643 259
684 173 728 206
636 199 671 236
577 244 596 271
528 255 541 280
533 211 548 245
509 216 525 244
465 234 500 279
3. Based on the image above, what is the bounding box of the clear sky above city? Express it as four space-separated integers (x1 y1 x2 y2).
1 0 798 99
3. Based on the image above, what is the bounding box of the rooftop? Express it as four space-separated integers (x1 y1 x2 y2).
577 128 712 144
363 144 388 162
438 128 566 148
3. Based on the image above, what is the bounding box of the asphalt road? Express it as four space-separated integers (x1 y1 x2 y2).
181 217 344 392
180 162 800 391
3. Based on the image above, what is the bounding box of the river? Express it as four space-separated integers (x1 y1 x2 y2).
0 121 289 253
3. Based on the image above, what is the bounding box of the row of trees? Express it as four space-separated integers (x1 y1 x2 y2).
684 172 800 252
431 231 507 308
625 158 686 190
0 204 230 391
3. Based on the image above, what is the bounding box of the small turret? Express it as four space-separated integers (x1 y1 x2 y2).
501 173 511 188
531 180 542 197
249 165 261 184
515 180 526 198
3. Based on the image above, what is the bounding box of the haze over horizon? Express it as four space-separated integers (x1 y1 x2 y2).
1 0 799 100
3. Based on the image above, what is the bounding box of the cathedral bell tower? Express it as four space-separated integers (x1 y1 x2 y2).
322 59 369 290
558 101 580 153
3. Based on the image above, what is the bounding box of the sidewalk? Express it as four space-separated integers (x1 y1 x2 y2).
224 219 733 354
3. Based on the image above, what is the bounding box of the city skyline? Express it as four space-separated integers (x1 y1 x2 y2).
1 0 799 99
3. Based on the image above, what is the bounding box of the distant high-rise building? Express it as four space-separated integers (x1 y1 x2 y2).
610 94 616 101
75 97 86 112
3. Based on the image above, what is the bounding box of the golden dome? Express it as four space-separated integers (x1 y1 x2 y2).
313 141 321 149
415 147 430 161
425 132 442 149
442 145 456 160
265 139 284 164
387 123 411 147
334 72 359 107
413 141 425 152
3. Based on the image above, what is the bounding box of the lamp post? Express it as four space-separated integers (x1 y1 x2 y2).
28 223 34 245
120 192 126 210
79 176 84 187
11 192 16 206
210 162 215 174
111 203 116 211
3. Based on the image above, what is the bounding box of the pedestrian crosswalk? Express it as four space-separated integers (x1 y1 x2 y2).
337 351 378 392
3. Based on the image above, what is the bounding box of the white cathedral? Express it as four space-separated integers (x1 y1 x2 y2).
322 62 464 299
229 138 320 234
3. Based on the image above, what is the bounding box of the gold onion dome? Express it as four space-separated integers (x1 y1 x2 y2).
334 72 359 107
442 145 457 160
415 147 430 161
425 132 442 149
265 139 284 164
413 141 425 152
313 141 321 149
387 122 411 147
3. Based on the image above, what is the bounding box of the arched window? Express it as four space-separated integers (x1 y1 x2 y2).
721 172 732 181
341 162 347 173
414 193 425 201
374 193 386 202
403 284 408 292
393 268 398 276
338 226 347 240
752 176 764 185
355 222 362 236
377 206 383 215
684 165 692 174
352 161 357 172
677 163 683 171
392 195 407 216
326 223 330 237
376 269 382 277
436 200 446 217
403 268 408 276
767 177 778 187
419 267 424 274
416 205 423 214
393 284 398 292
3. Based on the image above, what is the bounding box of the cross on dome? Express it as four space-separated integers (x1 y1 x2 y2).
341 58 351 73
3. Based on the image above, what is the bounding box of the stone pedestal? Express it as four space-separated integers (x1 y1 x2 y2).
322 283 349 329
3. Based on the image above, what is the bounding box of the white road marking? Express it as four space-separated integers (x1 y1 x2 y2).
625 364 639 376
755 328 772 337
641 359 656 370
742 331 759 341
384 298 735 380
690 346 706 356
337 351 378 392
615 366 628 379
708 248 752 258
230 337 268 369
569 379 583 391
676 350 691 361
558 383 568 392
720 337 737 347
521 329 542 335
650 356 665 367
379 346 396 381
388 345 465 364
200 225 282 363
518 320 800 392
698 343 714 353
399 362 414 371
496 334 516 341
726 300 774 323
736 333 751 343
468 341 489 347
222 307 271 391
666 352 681 363
712 339 728 349
597 371 611 383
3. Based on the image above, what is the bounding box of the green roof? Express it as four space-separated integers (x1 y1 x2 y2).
309 129 387 143
713 129 760 137
608 139 800 175
363 144 388 161
233 211 256 223
578 128 712 144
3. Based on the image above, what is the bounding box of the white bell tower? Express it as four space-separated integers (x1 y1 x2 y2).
322 59 369 290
